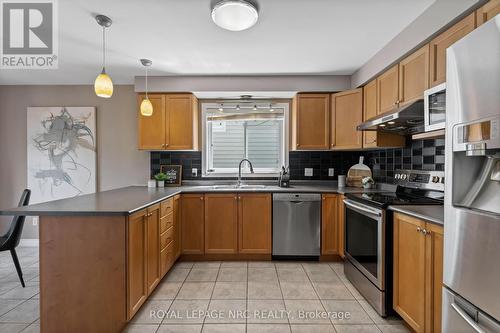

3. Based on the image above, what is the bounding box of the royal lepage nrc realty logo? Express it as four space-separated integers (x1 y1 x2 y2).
1 0 58 69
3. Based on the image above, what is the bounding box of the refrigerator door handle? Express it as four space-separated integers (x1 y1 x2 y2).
451 302 486 333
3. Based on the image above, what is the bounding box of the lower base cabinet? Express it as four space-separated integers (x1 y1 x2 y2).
205 194 239 254
393 212 443 333
238 193 272 254
321 194 339 255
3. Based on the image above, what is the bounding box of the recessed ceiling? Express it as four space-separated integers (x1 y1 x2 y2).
0 0 436 85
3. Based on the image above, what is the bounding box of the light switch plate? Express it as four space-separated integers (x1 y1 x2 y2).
304 168 313 177
328 168 335 177
192 168 198 177
32 216 38 226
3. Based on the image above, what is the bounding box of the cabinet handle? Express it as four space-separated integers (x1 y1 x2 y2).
417 227 422 233
200 197 204 200
165 143 169 147
422 229 429 236
234 196 237 200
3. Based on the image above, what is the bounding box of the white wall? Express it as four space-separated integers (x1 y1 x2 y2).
0 85 149 238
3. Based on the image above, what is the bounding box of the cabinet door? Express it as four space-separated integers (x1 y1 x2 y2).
393 213 426 333
430 13 476 87
331 89 363 150
425 223 444 333
138 94 166 150
321 194 338 255
181 194 205 254
173 195 181 259
338 195 346 258
377 65 400 115
146 204 161 294
399 45 429 103
127 209 148 319
165 94 198 150
363 80 378 148
205 194 238 254
476 0 500 26
292 94 330 150
238 193 272 254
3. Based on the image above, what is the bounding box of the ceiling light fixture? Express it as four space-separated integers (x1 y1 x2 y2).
211 0 258 31
218 104 224 112
140 59 153 116
94 15 113 98
269 104 274 112
253 105 258 111
236 105 240 111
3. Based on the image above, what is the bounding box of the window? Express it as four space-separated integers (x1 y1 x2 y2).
202 102 289 176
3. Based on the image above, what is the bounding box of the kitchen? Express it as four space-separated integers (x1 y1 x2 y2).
0 0 499 332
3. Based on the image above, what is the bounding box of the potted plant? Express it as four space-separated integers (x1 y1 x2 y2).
154 172 167 188
362 176 375 189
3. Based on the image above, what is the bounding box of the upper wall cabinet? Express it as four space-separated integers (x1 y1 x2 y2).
429 13 476 87
476 0 500 26
138 93 199 150
291 93 330 150
399 45 430 103
363 80 405 149
330 89 363 150
377 64 400 115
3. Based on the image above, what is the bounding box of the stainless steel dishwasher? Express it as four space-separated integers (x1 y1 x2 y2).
272 193 321 258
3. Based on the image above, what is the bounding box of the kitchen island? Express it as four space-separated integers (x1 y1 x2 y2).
0 183 388 332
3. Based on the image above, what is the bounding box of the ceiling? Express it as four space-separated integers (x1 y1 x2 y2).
0 0 436 85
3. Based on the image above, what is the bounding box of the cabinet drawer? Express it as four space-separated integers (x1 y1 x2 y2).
160 242 174 277
160 198 173 217
160 226 174 250
160 213 173 233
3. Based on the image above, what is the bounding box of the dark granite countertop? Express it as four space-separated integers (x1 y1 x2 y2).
0 182 392 217
389 205 444 225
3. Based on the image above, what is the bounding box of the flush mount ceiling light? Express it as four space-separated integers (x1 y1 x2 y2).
94 14 113 98
140 59 153 116
211 0 258 31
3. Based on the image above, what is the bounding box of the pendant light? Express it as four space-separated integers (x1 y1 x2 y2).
140 59 153 116
94 15 113 98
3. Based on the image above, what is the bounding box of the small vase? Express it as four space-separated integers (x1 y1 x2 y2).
147 180 156 188
157 180 165 188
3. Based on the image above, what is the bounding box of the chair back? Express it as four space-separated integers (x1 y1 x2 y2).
2 189 31 249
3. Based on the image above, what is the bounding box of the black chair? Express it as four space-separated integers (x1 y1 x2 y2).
0 189 31 287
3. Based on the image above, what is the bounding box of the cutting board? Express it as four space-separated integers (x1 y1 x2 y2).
347 156 372 188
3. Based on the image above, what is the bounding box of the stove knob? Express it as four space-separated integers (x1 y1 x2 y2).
395 174 400 179
401 174 407 180
432 176 440 183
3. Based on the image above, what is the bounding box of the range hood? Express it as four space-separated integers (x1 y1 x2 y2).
357 99 424 135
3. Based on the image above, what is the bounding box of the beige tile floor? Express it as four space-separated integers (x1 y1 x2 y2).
0 247 411 333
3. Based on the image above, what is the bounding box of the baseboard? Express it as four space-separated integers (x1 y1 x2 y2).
19 239 39 247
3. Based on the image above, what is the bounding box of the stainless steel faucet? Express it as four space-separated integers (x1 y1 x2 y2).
238 159 254 186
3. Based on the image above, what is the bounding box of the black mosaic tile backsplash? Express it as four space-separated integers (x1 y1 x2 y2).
150 138 445 184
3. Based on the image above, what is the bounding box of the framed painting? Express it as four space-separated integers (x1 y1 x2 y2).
27 107 97 204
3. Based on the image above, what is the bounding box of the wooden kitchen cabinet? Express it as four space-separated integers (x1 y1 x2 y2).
330 89 363 150
238 193 272 254
377 64 400 115
291 93 330 150
127 209 148 319
137 94 166 150
321 194 339 255
476 0 500 26
429 13 476 87
393 213 444 333
146 203 161 294
138 93 199 150
181 194 205 254
173 195 181 259
205 194 238 254
399 45 429 103
362 80 405 149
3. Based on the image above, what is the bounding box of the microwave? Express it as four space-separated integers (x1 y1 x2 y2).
424 83 446 132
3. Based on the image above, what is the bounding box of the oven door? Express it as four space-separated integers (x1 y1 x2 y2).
424 83 446 132
343 199 385 290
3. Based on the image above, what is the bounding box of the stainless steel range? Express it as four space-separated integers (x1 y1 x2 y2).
343 169 444 316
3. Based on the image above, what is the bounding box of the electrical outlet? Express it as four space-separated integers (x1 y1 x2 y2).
32 216 38 226
192 168 198 177
328 168 335 177
304 168 313 177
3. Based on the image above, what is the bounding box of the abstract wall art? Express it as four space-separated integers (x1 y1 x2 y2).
27 107 97 204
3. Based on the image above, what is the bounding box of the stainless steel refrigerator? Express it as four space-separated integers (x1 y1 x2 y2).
443 15 500 332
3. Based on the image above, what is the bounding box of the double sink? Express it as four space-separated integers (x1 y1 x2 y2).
192 184 269 190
